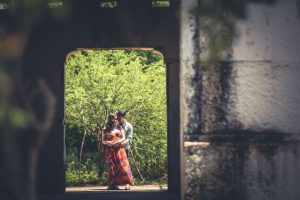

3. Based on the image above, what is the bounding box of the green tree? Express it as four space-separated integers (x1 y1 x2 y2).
65 49 167 183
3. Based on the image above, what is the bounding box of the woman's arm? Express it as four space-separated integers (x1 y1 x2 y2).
113 127 126 146
119 128 126 143
102 128 112 146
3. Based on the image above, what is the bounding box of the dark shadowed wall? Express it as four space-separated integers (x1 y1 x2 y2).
20 0 180 194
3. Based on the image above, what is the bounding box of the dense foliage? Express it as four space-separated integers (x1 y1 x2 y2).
65 49 167 185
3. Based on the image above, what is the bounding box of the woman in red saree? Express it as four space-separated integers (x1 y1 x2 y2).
102 113 133 190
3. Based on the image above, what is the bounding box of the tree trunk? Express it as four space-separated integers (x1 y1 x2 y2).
79 129 87 180
96 140 106 177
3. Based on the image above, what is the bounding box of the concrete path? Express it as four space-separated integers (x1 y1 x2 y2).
39 185 179 200
66 184 168 192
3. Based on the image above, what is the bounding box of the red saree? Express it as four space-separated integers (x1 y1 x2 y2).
105 128 133 186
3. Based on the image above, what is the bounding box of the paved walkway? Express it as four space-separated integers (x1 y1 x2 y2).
40 185 178 200
66 184 168 192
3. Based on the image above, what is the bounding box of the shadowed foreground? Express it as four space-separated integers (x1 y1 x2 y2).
39 191 177 200
39 185 178 200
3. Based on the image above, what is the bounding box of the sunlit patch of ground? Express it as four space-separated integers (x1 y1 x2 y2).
66 184 168 192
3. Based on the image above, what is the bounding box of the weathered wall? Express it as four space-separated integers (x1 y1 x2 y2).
226 62 300 133
181 0 300 199
184 140 300 200
232 0 300 62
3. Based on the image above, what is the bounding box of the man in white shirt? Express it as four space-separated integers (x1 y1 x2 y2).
116 110 133 157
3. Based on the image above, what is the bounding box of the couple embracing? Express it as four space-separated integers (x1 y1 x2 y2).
101 111 133 190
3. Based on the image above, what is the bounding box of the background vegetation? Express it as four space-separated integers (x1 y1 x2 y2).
65 49 167 186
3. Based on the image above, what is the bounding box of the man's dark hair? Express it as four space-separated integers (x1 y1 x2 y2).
116 110 126 117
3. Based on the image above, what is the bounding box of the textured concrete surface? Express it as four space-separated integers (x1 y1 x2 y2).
226 62 300 133
232 0 300 62
199 61 300 134
180 0 202 135
181 0 300 199
184 140 300 200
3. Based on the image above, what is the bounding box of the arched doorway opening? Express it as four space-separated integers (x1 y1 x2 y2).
64 48 169 191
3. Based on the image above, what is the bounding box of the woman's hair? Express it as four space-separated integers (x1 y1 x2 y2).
105 113 117 133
